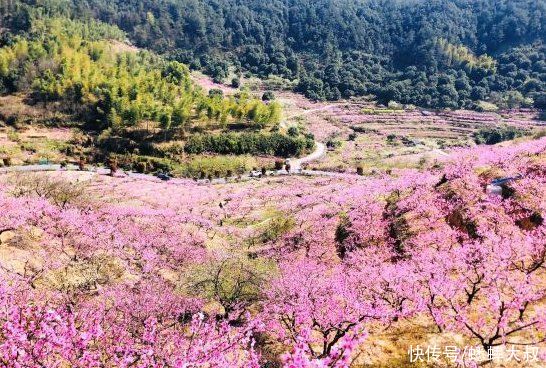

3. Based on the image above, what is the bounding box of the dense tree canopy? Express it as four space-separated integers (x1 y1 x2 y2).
7 0 543 108
0 5 289 166
0 15 281 130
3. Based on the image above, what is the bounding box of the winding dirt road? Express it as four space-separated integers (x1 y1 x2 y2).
290 142 326 171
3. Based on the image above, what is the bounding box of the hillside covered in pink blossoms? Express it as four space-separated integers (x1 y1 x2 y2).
1 137 545 367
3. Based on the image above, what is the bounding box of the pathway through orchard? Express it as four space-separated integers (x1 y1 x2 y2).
0 133 336 184
289 142 326 171
0 142 342 185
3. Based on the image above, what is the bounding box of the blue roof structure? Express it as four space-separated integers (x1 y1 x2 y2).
491 175 522 186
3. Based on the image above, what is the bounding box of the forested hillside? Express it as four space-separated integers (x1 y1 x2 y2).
0 10 281 132
9 0 545 108
0 2 320 175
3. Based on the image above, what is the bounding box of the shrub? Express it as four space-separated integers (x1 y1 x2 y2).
231 77 241 88
184 133 314 157
304 132 315 141
253 210 296 244
3 157 12 166
287 126 299 137
348 132 357 141
350 126 377 134
356 166 364 175
387 101 403 110
174 155 256 178
400 136 415 147
274 160 284 170
473 125 528 145
533 92 546 110
208 88 224 98
153 142 184 158
326 139 342 149
6 116 19 127
262 91 275 101
97 135 138 154
334 213 352 259
476 100 499 112
135 161 147 173
386 134 397 142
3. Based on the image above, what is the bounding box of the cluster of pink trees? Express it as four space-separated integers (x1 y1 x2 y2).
0 182 260 367
0 138 545 367
0 279 260 367
256 138 546 365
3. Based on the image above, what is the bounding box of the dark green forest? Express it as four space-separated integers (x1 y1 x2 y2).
1 0 546 109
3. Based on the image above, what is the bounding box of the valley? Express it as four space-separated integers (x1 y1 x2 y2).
0 1 545 367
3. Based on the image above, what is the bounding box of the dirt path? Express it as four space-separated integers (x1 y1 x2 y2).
280 105 337 130
285 105 337 121
279 105 333 171
290 142 326 171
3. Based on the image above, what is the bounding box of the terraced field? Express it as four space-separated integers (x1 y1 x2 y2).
298 101 545 173
339 106 540 139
